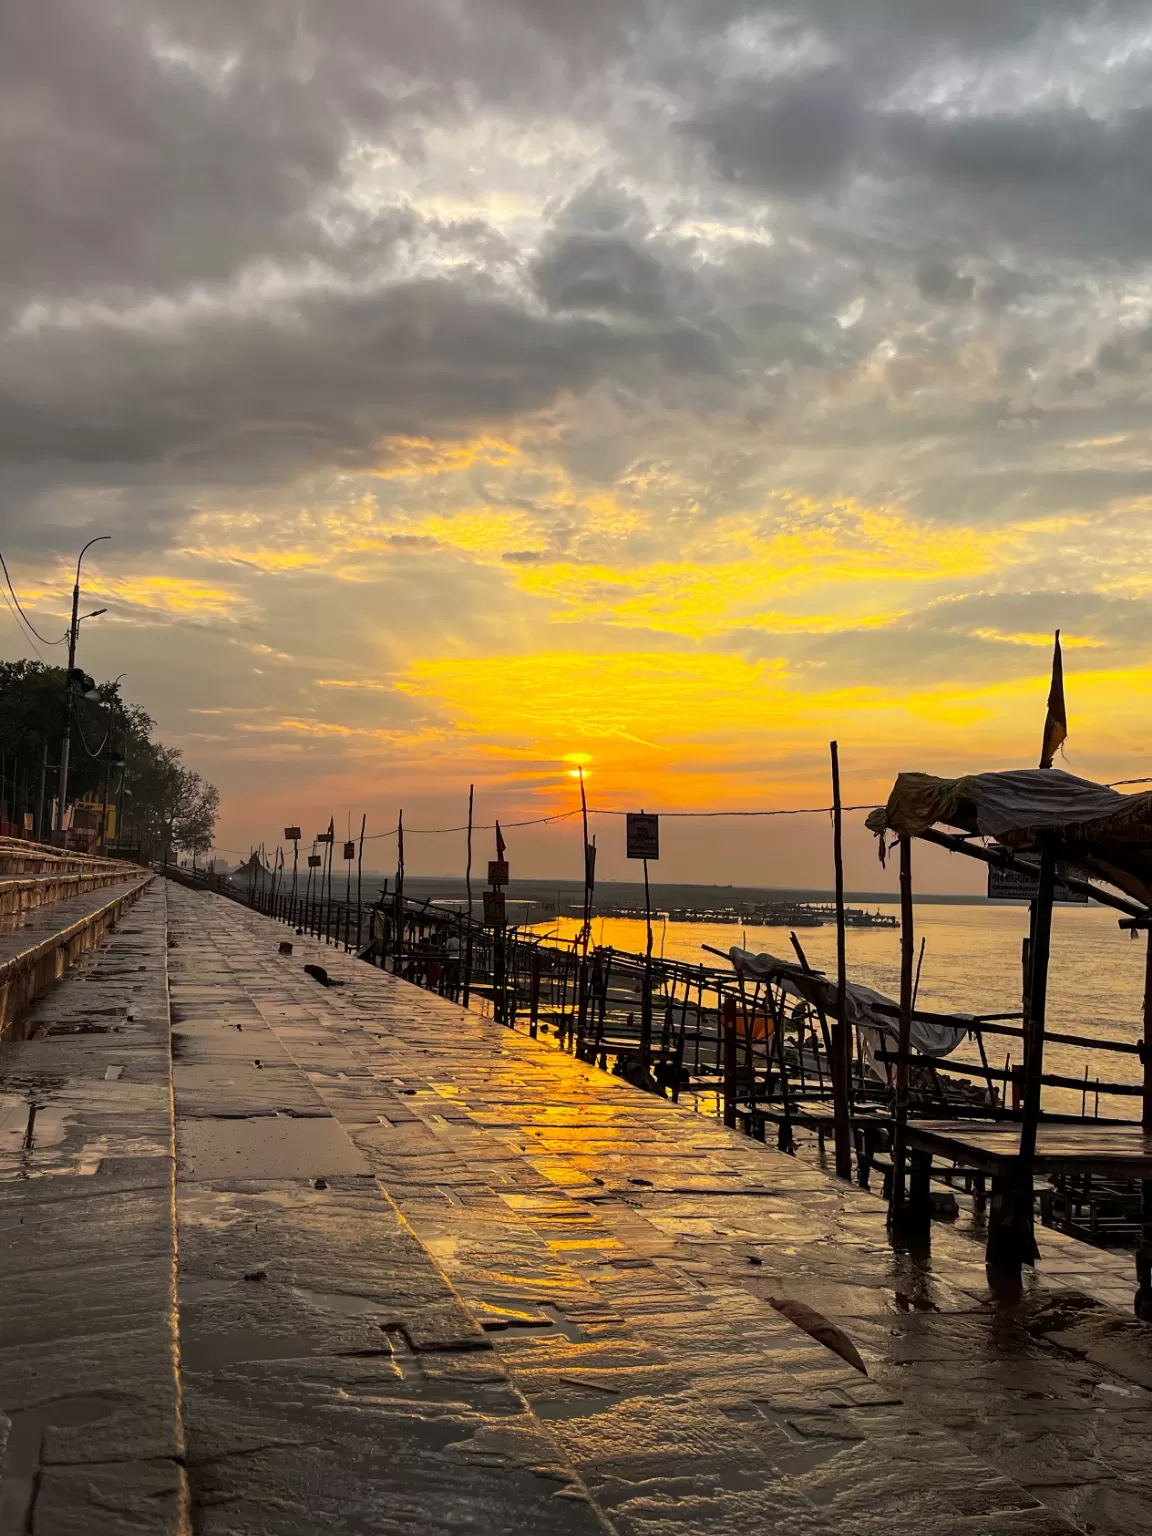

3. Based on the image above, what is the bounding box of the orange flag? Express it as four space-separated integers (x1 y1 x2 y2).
1039 630 1067 769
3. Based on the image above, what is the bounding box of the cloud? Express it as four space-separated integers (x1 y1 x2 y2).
7 0 1152 870
689 72 866 196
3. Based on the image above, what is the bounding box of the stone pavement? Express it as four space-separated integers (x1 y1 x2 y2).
164 884 1152 1536
4 879 1152 1534
0 878 185 1535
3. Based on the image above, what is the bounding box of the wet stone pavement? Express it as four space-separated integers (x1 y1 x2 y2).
3 880 1152 1534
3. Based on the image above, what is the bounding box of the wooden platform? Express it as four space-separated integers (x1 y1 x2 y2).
904 1119 1152 1180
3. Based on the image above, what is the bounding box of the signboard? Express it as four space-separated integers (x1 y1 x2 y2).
488 859 509 887
316 830 334 843
987 860 1088 903
626 813 659 861
483 890 506 927
284 826 301 842
343 841 356 860
307 854 322 868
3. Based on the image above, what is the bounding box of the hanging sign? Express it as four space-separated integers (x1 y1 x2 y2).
316 829 334 843
284 826 301 842
343 841 356 860
626 813 659 860
483 890 507 927
488 859 509 887
987 860 1088 903
307 854 322 868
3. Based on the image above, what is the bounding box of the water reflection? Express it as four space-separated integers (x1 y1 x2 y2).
534 904 1145 1115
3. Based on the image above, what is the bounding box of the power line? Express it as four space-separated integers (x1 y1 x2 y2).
0 585 46 661
0 549 67 647
362 803 882 839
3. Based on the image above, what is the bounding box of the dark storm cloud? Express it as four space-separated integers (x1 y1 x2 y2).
916 261 975 304
0 277 732 475
5 0 1152 556
692 81 1152 258
533 234 670 318
689 73 866 196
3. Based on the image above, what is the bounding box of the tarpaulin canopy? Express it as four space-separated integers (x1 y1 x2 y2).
865 769 1152 909
728 946 968 1058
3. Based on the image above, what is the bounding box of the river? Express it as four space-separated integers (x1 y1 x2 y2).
533 903 1147 1117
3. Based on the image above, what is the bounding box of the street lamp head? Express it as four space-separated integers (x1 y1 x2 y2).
81 608 107 620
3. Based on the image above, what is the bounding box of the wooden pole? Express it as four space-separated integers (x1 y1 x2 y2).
576 769 593 1048
829 741 853 1180
325 817 335 944
721 994 737 1128
356 814 366 952
889 836 915 1217
1141 927 1152 1316
1007 835 1056 1269
395 810 404 977
463 785 474 1008
641 829 653 1069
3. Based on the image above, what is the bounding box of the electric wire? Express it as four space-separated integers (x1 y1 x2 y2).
360 802 883 839
0 549 67 646
0 586 46 661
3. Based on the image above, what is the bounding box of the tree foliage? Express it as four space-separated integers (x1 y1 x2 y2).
0 659 219 858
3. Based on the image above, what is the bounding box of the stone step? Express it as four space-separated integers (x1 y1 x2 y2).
0 867 148 917
0 880 186 1534
0 875 152 1034
0 837 133 880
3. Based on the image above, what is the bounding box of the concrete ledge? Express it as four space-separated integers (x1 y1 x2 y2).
0 880 187 1534
0 875 153 1035
0 868 148 917
0 837 137 880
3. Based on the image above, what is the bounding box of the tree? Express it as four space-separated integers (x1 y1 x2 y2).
0 658 218 857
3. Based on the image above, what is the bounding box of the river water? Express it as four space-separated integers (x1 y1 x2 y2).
534 904 1147 1117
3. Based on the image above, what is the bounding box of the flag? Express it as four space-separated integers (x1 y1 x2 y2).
1039 630 1067 769
495 820 506 861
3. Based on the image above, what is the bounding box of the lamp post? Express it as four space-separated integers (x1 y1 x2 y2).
56 536 110 837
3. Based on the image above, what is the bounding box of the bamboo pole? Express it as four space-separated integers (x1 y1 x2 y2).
395 810 404 977
829 741 853 1180
463 785 474 1008
576 770 593 1049
325 817 335 944
640 829 653 1070
356 814 366 952
889 836 915 1218
1007 835 1056 1269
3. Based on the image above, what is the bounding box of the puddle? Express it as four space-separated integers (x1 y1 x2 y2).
293 1286 386 1318
177 1116 369 1178
0 1395 121 1531
179 1326 334 1373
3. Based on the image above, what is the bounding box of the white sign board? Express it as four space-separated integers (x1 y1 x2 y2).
626 813 659 861
987 861 1088 903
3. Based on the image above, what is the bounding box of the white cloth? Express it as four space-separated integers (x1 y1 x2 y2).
728 946 968 1058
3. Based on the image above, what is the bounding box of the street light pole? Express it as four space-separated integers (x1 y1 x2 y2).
56 535 110 837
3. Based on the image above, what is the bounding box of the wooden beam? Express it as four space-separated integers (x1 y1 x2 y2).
917 826 1147 919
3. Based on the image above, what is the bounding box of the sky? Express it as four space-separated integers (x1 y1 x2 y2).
3 0 1152 892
